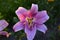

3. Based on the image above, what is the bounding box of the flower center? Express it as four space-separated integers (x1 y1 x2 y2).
26 17 33 27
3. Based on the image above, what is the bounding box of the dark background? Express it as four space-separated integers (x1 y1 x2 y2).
0 0 60 40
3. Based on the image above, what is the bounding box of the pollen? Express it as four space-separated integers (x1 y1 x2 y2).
26 17 33 26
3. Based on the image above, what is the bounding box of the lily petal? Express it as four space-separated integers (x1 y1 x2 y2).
37 24 47 34
0 20 9 31
25 24 36 40
34 10 49 24
0 31 10 37
30 4 38 15
15 7 27 21
13 22 23 32
15 7 27 15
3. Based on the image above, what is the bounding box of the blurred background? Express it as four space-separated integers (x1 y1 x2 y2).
0 0 60 40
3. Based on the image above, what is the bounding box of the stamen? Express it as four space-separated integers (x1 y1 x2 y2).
26 17 33 27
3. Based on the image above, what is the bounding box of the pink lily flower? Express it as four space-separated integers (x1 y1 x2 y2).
13 4 49 40
0 20 10 37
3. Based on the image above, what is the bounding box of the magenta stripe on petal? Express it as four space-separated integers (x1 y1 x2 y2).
15 7 27 21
